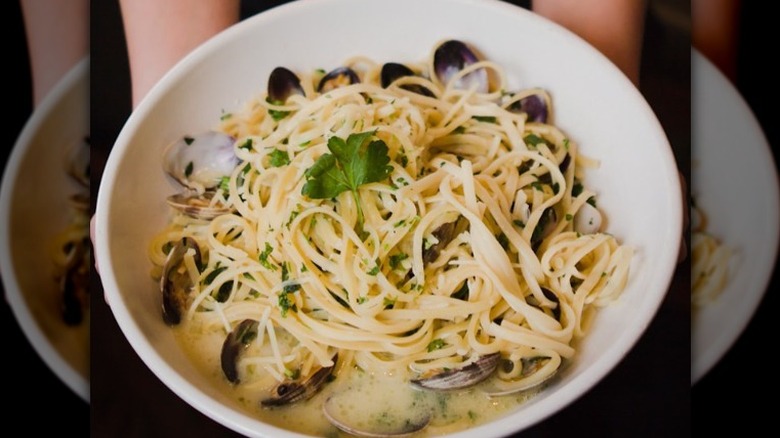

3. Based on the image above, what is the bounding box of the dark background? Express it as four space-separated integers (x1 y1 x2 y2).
2 1 89 435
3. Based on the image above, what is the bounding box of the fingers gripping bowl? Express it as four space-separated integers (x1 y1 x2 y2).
95 0 681 436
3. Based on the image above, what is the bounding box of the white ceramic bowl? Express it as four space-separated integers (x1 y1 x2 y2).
0 58 90 401
691 49 780 383
96 1 681 436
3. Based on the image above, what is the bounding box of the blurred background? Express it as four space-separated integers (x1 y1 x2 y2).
3 0 89 434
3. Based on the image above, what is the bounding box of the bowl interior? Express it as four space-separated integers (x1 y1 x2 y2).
0 59 90 401
97 1 681 436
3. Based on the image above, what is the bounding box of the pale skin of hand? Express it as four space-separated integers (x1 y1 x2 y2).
20 0 89 106
92 0 652 274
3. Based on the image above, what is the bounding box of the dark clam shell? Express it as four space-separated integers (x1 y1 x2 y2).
433 40 488 92
160 237 201 325
508 93 549 123
317 67 360 93
380 62 435 97
221 319 260 384
261 354 338 407
410 352 500 391
267 67 304 103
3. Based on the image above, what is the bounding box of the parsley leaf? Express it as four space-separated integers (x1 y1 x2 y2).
301 131 392 234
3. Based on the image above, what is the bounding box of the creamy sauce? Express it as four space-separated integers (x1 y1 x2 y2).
176 323 541 437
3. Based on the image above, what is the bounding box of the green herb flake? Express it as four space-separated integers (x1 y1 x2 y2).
184 161 194 178
393 219 406 228
266 97 290 121
259 242 277 271
183 136 194 146
427 338 446 352
530 181 543 191
219 176 230 192
524 134 545 148
565 213 573 221
389 253 408 270
563 138 570 151
472 115 497 123
269 148 291 167
284 368 300 380
286 210 300 228
357 296 368 304
239 138 253 151
220 112 232 121
367 266 380 276
383 297 397 308
396 177 409 187
278 292 297 317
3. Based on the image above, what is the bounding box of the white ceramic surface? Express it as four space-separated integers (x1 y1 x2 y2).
691 50 779 383
96 1 681 436
0 58 90 401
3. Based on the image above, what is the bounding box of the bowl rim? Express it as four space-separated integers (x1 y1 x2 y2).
0 57 90 402
96 0 682 435
691 48 780 383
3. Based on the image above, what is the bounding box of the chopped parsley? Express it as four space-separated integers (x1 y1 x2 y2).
367 265 380 276
524 134 545 148
427 338 446 352
219 176 230 192
389 253 408 270
239 138 253 151
266 97 291 121
184 161 194 178
565 213 573 221
268 148 291 167
259 242 277 271
472 115 497 123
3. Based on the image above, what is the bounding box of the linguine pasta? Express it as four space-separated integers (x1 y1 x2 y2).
149 44 633 433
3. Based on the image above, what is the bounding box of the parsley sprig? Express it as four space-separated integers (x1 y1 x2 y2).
301 130 392 235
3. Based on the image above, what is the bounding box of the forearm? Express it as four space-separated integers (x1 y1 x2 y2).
119 0 240 107
533 0 647 85
693 0 740 81
20 0 89 106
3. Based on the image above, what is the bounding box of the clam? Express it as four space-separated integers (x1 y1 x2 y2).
480 356 558 396
163 131 238 191
317 66 360 93
261 353 338 407
221 319 259 384
507 93 549 123
323 394 431 437
574 202 602 235
410 352 500 391
404 216 468 282
267 66 305 103
433 40 488 92
166 191 234 220
160 237 202 325
380 62 435 97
